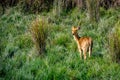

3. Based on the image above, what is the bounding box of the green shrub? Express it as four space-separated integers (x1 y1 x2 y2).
30 18 49 55
86 0 100 22
20 0 54 13
53 33 70 46
108 20 120 63
14 34 32 49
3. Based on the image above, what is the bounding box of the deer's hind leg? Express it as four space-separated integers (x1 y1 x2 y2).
89 46 91 57
89 42 93 58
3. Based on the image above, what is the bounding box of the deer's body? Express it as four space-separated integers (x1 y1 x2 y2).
72 26 93 60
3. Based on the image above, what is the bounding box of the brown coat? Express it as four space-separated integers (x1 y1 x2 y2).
72 26 93 60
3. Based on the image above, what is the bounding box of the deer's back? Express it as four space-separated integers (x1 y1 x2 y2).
78 37 92 49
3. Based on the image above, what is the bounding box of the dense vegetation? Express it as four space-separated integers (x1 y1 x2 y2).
0 0 120 80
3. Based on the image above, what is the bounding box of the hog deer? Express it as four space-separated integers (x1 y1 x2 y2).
72 26 93 60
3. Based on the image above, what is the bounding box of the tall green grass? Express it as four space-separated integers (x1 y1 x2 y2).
0 7 120 80
108 20 120 63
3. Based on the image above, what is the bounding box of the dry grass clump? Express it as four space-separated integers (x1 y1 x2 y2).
30 18 48 55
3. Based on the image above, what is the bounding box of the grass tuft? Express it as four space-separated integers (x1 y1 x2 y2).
30 18 49 55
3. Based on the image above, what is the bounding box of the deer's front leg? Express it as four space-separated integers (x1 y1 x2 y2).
78 47 82 59
83 49 87 60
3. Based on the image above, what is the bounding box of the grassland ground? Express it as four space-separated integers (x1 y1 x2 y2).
0 7 120 80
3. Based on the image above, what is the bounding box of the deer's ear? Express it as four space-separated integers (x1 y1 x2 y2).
72 26 75 29
72 26 75 28
78 26 80 30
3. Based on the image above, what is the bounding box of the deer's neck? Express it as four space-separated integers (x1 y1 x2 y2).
73 33 80 41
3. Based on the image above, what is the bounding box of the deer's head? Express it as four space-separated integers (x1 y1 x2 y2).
72 26 80 35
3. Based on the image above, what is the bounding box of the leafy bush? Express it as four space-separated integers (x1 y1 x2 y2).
53 33 70 46
108 20 120 63
86 0 100 22
30 18 49 55
20 0 54 13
